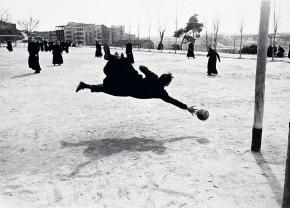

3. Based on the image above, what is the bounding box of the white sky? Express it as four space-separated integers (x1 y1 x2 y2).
1 0 290 37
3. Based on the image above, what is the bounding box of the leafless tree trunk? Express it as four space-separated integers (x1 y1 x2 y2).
137 22 140 50
213 16 221 50
233 33 236 53
175 10 178 54
203 19 208 50
239 16 245 59
0 8 10 22
18 16 39 37
158 20 166 52
272 0 280 61
148 24 151 52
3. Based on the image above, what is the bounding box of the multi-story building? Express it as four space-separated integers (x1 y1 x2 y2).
55 26 65 41
48 31 57 41
123 33 136 41
64 22 98 46
0 21 23 42
108 25 125 45
64 22 86 45
95 24 109 45
84 24 96 46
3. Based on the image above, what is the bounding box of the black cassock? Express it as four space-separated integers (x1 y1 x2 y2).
95 42 102 57
28 41 41 72
207 48 220 75
125 43 134 63
288 46 290 59
52 44 63 65
187 42 195 58
6 41 13 52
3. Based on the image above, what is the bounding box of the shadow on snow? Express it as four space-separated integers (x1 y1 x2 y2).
60 136 209 177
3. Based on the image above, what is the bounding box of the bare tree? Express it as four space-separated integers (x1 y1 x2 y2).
18 16 39 36
0 8 10 22
173 14 203 50
174 9 178 54
148 23 151 52
137 22 140 50
271 0 280 61
213 15 221 50
239 15 246 59
157 20 166 52
203 19 209 50
233 33 237 53
128 24 131 41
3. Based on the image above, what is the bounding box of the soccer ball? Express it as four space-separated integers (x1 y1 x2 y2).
197 109 209 121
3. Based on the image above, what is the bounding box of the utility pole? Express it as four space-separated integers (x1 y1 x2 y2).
251 0 271 152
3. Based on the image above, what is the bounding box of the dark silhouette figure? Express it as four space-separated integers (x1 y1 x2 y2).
267 45 277 57
288 44 290 59
207 47 220 75
95 41 102 57
187 42 195 58
267 45 273 57
39 41 44 51
125 42 134 63
60 41 65 52
43 40 48 51
28 39 41 74
64 41 70 53
76 47 197 115
103 43 111 60
52 42 63 66
157 43 164 51
48 41 53 51
277 45 285 57
6 40 13 52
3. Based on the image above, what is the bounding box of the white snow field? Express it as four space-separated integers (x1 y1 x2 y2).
0 47 290 208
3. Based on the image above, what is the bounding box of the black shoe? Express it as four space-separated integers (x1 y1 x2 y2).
34 70 40 74
76 82 86 92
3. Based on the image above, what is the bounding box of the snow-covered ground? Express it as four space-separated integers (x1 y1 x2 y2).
0 47 290 208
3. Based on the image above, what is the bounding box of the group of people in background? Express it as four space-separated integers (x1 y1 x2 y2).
26 38 71 74
5 38 290 76
267 44 290 58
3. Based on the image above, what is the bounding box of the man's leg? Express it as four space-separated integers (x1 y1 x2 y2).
76 82 103 93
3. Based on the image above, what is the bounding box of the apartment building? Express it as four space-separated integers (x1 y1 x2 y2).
108 25 125 45
95 24 109 45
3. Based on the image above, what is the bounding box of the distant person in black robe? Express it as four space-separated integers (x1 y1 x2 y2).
39 41 44 51
207 47 220 75
187 42 195 58
28 38 41 74
267 45 273 57
60 41 65 52
277 45 285 57
52 41 63 66
64 41 70 53
6 40 13 52
103 43 110 60
95 41 102 57
48 41 53 51
288 44 290 59
43 40 48 51
125 42 134 63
